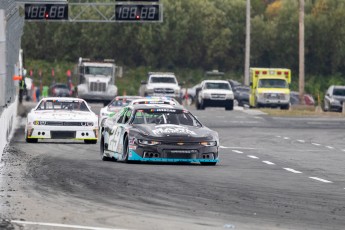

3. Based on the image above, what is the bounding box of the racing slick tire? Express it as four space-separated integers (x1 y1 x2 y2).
25 137 38 143
25 132 38 143
122 135 130 163
225 100 234 111
84 139 97 144
200 162 217 166
100 136 112 161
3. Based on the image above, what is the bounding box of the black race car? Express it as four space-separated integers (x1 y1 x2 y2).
100 103 219 165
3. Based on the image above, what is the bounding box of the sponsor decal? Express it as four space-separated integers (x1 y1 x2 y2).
153 125 196 135
129 145 137 150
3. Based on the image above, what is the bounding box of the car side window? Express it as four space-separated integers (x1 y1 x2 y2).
123 109 132 124
116 108 127 124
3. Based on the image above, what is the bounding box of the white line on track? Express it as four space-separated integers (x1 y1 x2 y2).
297 140 305 143
11 220 127 230
247 155 259 159
232 150 243 154
283 168 302 174
325 146 334 149
283 137 290 140
219 146 255 150
262 161 275 165
312 143 321 146
276 136 281 138
309 177 333 183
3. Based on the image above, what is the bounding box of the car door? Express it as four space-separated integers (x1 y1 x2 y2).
115 108 133 157
108 108 127 152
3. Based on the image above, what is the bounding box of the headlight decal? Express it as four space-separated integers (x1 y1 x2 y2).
138 139 161 146
200 141 217 147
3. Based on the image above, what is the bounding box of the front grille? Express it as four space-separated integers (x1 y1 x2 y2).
164 149 198 159
264 93 285 100
161 141 201 146
45 121 83 126
210 94 226 99
51 131 76 139
154 88 174 94
90 82 106 92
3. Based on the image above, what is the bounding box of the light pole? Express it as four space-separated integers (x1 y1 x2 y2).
244 0 250 86
299 0 305 103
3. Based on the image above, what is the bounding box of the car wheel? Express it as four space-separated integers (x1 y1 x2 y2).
122 135 129 163
200 99 205 110
200 162 217 166
100 136 111 161
25 132 38 143
280 104 290 110
225 100 234 111
84 139 97 144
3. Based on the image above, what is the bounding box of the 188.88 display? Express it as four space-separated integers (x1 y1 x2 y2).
115 4 160 22
25 4 68 20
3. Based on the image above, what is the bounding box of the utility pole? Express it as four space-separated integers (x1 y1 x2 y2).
244 0 250 86
299 0 305 103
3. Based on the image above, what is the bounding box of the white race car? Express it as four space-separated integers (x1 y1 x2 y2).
25 97 99 144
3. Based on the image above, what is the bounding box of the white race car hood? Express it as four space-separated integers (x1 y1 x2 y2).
31 110 96 121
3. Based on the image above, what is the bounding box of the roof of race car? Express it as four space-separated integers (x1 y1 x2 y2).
38 97 86 102
129 103 185 111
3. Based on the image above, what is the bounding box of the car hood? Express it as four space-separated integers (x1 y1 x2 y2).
148 83 180 89
203 89 233 94
132 124 215 140
30 110 96 121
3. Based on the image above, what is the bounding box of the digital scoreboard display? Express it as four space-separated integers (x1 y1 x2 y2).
25 4 68 21
115 4 161 22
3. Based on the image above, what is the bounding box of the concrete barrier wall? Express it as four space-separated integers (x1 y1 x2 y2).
0 96 18 160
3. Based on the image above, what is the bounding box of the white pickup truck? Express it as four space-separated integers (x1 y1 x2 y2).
195 80 234 110
139 72 182 102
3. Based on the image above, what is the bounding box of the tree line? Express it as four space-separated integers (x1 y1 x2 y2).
22 0 345 94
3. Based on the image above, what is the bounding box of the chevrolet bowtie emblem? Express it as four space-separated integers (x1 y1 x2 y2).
177 142 184 145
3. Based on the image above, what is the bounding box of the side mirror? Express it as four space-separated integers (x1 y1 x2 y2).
141 80 147 85
250 82 253 87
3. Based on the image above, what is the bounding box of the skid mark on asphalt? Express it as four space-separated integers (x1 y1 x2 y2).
11 220 127 230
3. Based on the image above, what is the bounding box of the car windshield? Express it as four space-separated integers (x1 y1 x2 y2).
132 108 201 127
109 99 134 107
150 76 177 84
205 82 230 90
333 88 345 96
54 84 68 89
36 100 90 112
85 66 113 76
258 79 288 88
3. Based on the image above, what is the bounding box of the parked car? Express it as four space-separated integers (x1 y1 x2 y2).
50 83 71 97
322 85 345 112
290 91 315 106
233 85 250 106
181 83 200 105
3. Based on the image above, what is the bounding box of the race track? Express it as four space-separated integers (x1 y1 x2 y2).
1 102 345 230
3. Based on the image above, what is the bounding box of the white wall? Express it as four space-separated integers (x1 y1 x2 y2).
0 96 18 160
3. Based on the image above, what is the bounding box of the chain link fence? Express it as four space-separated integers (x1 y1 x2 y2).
0 0 24 114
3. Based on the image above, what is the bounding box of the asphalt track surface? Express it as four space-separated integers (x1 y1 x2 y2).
1 102 345 230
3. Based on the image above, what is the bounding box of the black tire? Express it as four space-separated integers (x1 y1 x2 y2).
200 99 205 110
225 100 234 111
122 135 129 163
200 162 217 166
84 139 97 144
280 104 290 110
26 137 38 143
100 136 111 161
